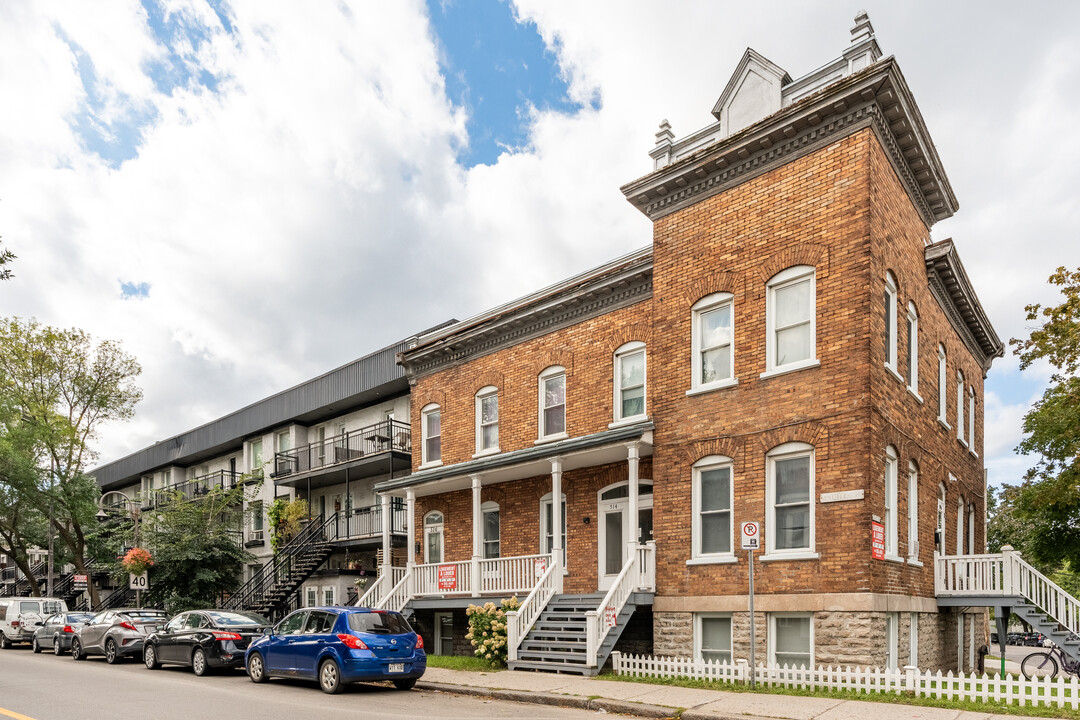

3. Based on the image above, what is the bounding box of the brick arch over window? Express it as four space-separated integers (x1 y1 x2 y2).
472 370 505 395
756 244 830 284
682 437 743 467
413 388 446 411
533 350 574 376
756 422 829 456
684 271 743 308
606 323 652 352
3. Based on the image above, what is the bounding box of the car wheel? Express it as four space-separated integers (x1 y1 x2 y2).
144 644 160 670
247 652 268 683
0 633 11 650
104 638 120 664
71 638 84 660
393 678 417 691
32 637 41 654
192 648 209 676
53 635 64 656
319 658 342 694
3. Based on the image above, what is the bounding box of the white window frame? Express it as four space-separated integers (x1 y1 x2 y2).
884 446 900 560
886 612 899 670
968 387 977 456
690 294 736 394
305 587 317 607
910 612 919 668
421 403 442 467
539 492 567 568
884 271 899 377
906 302 919 397
763 442 818 561
323 586 335 606
768 612 814 669
424 510 444 564
690 455 736 564
613 342 648 423
694 613 733 665
968 503 976 555
956 496 965 556
956 370 966 445
475 387 499 456
249 438 264 475
481 500 500 559
937 345 949 427
763 266 818 378
936 482 947 554
276 429 291 453
907 462 920 564
538 366 567 442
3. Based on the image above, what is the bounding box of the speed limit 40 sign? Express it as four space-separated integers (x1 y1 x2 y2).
129 572 149 590
741 522 760 550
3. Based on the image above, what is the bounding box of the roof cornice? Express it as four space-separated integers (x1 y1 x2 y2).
925 239 1004 374
621 57 957 230
399 248 654 380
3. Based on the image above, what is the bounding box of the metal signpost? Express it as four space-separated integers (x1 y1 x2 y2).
741 521 760 687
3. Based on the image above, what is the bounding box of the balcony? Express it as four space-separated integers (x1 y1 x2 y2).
273 420 411 489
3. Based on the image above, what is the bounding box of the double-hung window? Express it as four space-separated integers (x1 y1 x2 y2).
421 404 441 465
540 493 566 567
956 370 966 445
691 294 734 391
906 303 919 395
884 446 899 559
968 387 976 455
764 267 817 376
769 613 813 669
475 387 499 454
481 501 500 558
692 456 733 561
937 345 949 426
539 366 566 440
695 614 732 664
884 271 898 375
765 443 816 558
614 343 647 421
907 462 919 562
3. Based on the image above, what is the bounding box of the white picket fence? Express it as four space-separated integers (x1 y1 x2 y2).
611 652 1080 710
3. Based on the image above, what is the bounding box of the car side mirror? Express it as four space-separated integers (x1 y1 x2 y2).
34 621 43 626
263 627 273 637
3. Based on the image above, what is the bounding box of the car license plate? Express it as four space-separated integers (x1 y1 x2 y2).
388 663 405 673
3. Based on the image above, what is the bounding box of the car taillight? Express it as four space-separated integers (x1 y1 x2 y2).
415 634 424 649
63 625 74 633
119 622 137 631
10 621 18 628
336 633 369 650
212 631 242 641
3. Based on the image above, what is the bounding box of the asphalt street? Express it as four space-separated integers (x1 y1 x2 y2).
0 646 612 720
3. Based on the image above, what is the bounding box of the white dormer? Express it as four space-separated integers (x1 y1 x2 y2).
711 49 791 139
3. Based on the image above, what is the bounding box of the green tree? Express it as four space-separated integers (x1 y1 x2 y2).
0 238 14 281
140 483 257 614
1007 267 1080 569
0 318 142 604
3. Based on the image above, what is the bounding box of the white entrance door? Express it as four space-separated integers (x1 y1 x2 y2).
597 483 653 591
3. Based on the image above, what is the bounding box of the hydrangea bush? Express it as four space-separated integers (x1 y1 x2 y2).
465 596 520 667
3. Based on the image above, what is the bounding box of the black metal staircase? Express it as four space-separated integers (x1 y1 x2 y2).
93 586 134 611
510 593 641 675
222 513 335 621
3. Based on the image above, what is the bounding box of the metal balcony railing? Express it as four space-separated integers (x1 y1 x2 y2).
273 420 410 478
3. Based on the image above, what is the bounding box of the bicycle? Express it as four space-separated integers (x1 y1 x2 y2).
1020 643 1080 680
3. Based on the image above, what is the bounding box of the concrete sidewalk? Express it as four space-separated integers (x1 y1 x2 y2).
417 667 1053 720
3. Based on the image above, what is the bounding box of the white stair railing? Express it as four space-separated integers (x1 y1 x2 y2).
585 543 653 667
506 554 560 663
355 566 407 607
371 568 413 613
1009 548 1080 635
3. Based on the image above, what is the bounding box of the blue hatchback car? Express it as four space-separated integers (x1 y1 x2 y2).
244 607 425 694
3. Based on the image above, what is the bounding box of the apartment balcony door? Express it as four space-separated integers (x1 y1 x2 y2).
597 482 653 591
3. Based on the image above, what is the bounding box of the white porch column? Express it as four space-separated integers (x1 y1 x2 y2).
471 474 482 597
550 457 563 592
380 493 392 575
626 442 640 584
406 488 416 598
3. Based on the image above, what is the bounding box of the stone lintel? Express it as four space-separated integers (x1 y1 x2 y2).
654 592 941 614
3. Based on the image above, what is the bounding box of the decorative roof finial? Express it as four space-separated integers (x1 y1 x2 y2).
850 10 875 45
654 119 674 147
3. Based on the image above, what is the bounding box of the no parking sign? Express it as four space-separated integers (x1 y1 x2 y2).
740 522 760 550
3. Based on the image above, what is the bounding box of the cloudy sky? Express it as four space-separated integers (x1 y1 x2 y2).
1 1 1077 487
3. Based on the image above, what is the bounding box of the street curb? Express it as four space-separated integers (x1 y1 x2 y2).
416 681 678 718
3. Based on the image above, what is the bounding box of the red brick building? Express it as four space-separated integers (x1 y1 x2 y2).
373 14 1003 673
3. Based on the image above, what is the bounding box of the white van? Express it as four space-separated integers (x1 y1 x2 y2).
0 597 68 648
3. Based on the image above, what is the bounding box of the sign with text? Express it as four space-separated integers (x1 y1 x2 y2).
534 557 547 578
871 521 885 560
437 564 457 590
604 606 617 629
740 521 760 550
129 571 148 591
72 574 88 591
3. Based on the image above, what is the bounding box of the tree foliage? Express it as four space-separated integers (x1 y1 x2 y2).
0 238 14 281
0 317 142 601
1002 267 1080 570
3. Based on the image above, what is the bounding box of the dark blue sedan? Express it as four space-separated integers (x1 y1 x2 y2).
244 607 425 694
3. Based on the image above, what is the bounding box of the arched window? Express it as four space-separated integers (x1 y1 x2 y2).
884 271 898 373
906 302 919 395
424 510 444 564
957 370 966 444
421 403 441 466
538 366 566 440
766 442 816 557
691 294 735 391
956 496 965 555
937 345 948 425
614 342 647 421
936 482 947 554
475 387 499 454
907 461 919 561
967 503 976 555
765 266 817 376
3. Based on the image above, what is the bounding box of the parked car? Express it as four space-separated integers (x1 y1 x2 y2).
0 597 68 649
144 610 269 676
31 612 95 655
245 607 425 694
71 609 169 663
1006 632 1022 645
1021 632 1047 646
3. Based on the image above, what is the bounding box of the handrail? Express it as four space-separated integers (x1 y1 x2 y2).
506 554 560 663
371 569 412 613
356 573 389 607
1011 550 1080 635
586 550 640 666
273 419 411 477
